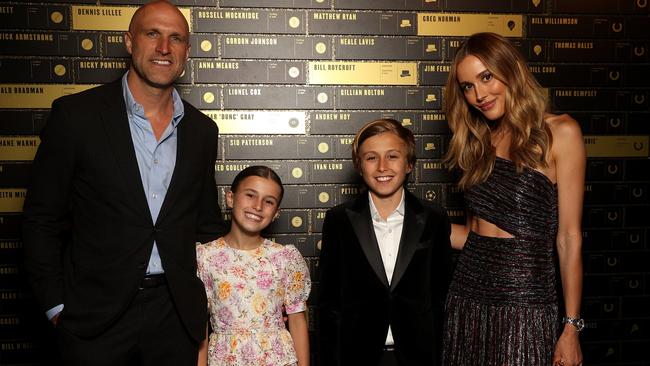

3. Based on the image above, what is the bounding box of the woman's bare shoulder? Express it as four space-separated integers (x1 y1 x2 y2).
544 113 582 141
544 113 585 160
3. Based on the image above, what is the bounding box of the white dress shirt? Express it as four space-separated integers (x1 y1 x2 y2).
368 189 405 346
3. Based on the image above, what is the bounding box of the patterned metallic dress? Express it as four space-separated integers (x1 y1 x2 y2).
443 157 560 366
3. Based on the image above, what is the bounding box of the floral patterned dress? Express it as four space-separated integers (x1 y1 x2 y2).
196 237 311 366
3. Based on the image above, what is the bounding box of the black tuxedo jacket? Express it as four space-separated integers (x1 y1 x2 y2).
22 80 225 342
318 190 451 366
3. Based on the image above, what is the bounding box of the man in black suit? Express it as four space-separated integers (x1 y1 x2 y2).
318 119 451 366
22 1 225 364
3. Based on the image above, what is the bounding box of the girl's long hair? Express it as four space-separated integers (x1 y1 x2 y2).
444 32 552 190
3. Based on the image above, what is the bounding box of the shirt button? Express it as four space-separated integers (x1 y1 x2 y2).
154 159 159 164
388 229 392 233
152 193 158 199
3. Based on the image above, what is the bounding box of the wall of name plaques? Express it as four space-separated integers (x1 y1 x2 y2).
1 0 649 365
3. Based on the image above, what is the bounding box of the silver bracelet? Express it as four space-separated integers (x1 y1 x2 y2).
562 316 585 332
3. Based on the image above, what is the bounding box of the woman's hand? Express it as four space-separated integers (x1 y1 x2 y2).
552 324 583 366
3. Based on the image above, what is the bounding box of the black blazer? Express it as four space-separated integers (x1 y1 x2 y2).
22 80 226 342
318 190 451 366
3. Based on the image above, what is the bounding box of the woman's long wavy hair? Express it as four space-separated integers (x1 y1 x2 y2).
444 32 552 190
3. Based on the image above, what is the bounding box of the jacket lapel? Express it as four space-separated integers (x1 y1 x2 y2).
156 105 191 225
346 196 390 288
390 191 428 291
99 81 151 223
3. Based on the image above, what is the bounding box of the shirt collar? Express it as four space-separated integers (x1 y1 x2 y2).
368 188 406 221
121 71 184 127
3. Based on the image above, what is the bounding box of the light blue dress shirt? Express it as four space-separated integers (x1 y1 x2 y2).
46 73 184 320
122 72 184 275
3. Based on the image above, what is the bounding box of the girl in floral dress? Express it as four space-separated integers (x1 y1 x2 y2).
197 166 311 366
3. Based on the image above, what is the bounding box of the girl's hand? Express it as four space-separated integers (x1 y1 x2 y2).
552 324 583 366
287 311 310 366
197 325 209 366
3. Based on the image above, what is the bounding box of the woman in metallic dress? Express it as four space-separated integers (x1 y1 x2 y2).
442 32 585 366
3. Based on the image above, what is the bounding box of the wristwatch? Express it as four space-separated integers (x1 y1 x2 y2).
562 316 585 332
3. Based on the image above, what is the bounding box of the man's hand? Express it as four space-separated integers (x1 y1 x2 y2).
51 313 60 327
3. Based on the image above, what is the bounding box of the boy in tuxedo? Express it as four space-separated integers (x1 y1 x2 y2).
318 119 451 366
